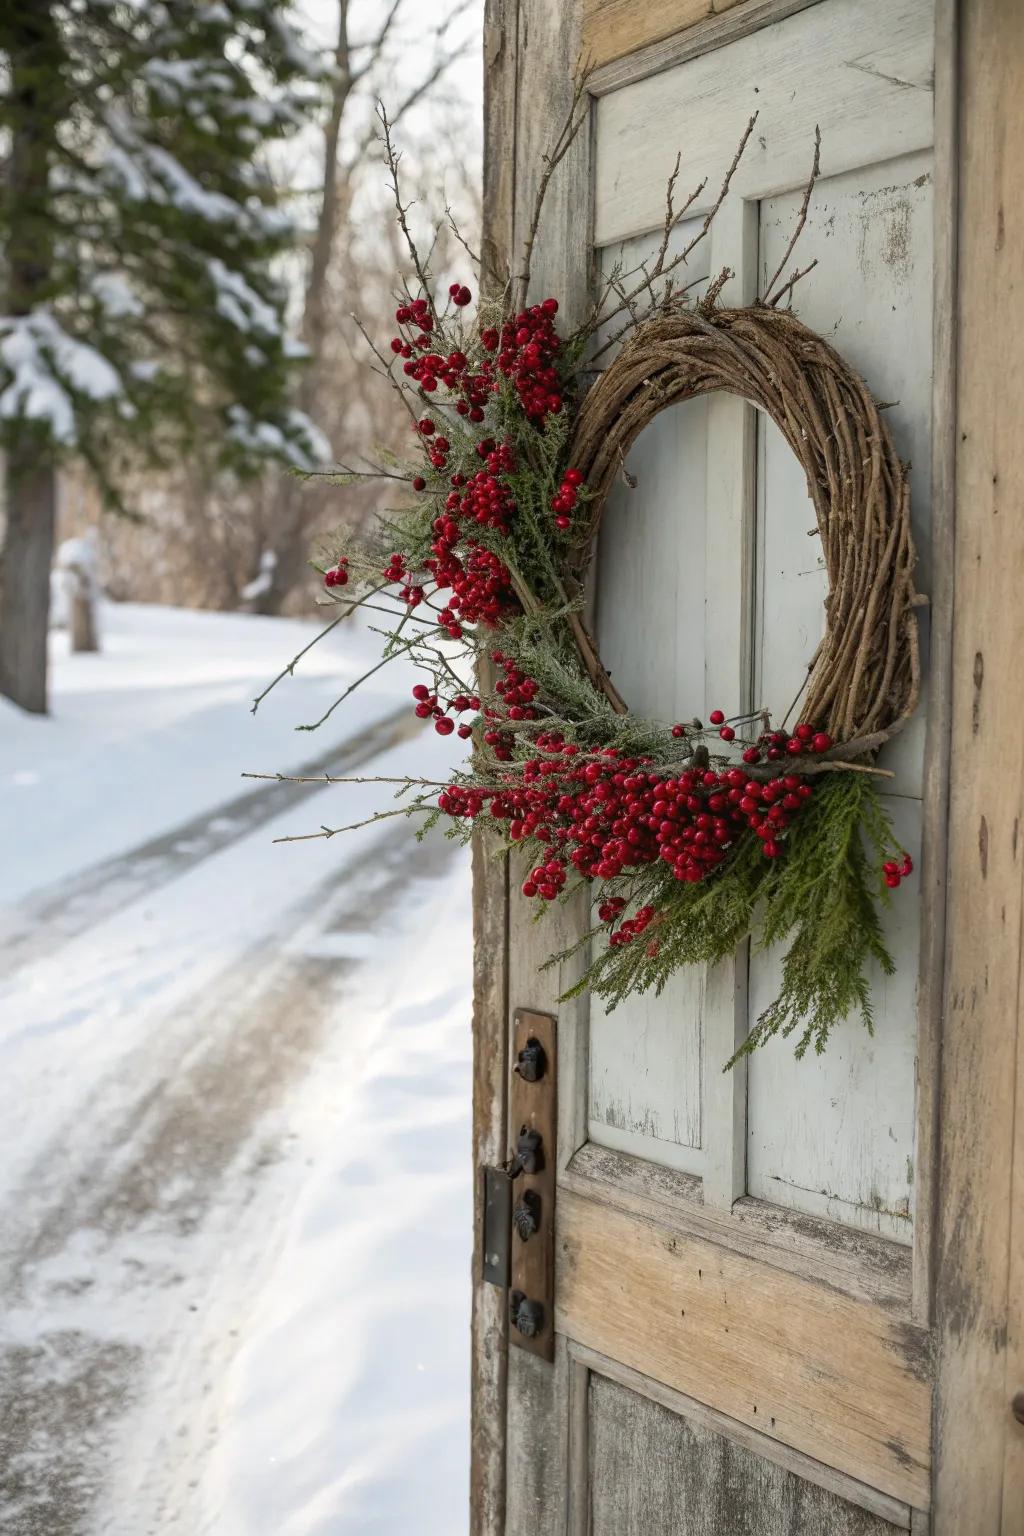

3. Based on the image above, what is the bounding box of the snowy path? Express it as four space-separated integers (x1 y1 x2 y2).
0 605 473 1536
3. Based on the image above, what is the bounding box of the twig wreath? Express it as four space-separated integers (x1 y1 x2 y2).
251 97 924 1063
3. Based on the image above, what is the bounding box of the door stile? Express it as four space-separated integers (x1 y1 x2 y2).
912 0 958 1333
498 4 596 1534
702 194 759 1207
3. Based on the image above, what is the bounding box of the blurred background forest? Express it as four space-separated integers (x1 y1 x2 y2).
2 0 482 666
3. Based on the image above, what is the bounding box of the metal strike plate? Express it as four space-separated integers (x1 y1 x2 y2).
509 1008 557 1362
482 1165 513 1288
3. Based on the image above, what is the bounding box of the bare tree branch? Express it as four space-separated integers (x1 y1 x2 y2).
761 124 821 305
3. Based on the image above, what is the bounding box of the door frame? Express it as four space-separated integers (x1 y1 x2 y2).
473 0 1022 1530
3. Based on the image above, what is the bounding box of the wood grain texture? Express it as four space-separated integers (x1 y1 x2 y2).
588 0 825 93
575 1344 915 1528
932 0 1024 1527
475 5 520 1530
592 0 934 246
564 1141 914 1312
588 1371 907 1534
556 1191 931 1506
501 3 594 1531
471 827 511 1536
912 0 958 1329
582 0 745 70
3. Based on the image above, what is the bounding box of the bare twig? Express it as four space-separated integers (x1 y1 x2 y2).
250 614 345 715
272 804 433 843
242 771 448 787
295 632 421 732
766 258 819 310
589 113 758 359
761 125 821 305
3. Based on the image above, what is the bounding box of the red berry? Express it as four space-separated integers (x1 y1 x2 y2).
742 747 761 764
795 722 814 742
417 417 435 436
709 709 725 725
671 724 685 738
412 684 430 701
811 732 832 754
435 717 454 736
719 726 735 742
412 475 426 491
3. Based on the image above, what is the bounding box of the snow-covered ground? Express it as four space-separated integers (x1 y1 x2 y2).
0 602 473 1536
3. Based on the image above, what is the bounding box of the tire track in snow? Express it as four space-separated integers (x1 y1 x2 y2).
0 818 462 1536
0 702 418 972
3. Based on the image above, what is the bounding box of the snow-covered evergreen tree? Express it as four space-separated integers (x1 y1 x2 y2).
0 1 329 711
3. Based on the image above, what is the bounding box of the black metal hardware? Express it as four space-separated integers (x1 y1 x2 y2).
1012 1390 1024 1427
481 1165 513 1287
512 1189 540 1241
514 1038 547 1082
512 1125 544 1175
509 1290 545 1338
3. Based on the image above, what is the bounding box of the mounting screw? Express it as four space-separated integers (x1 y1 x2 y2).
515 1038 547 1082
510 1290 545 1338
513 1189 540 1240
514 1126 544 1175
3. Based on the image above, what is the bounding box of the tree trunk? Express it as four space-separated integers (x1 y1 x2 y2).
0 3 63 710
0 455 57 712
252 0 353 617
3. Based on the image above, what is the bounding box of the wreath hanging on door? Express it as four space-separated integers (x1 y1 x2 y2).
256 104 924 1063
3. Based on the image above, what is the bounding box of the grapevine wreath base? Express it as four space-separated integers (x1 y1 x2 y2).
254 106 925 1064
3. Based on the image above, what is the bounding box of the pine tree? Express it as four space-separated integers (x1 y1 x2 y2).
0 1 328 712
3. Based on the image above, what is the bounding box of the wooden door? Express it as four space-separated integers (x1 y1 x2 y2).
472 2 1018 1533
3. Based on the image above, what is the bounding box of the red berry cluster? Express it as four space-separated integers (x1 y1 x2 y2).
715 714 833 764
391 291 490 420
414 417 453 471
551 467 585 531
412 682 480 739
480 653 540 761
482 299 563 425
324 557 349 588
882 853 914 889
608 904 657 950
521 860 568 902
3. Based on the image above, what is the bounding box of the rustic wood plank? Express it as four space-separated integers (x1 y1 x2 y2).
589 0 826 96
912 0 958 1329
501 5 594 1524
582 0 746 71
574 1342 915 1528
592 0 934 247
475 5 521 1531
556 1190 931 1506
933 0 1024 1527
587 1369 908 1533
471 827 511 1536
564 1140 914 1311
481 0 519 297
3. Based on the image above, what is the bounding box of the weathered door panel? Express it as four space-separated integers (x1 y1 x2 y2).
475 0 956 1532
